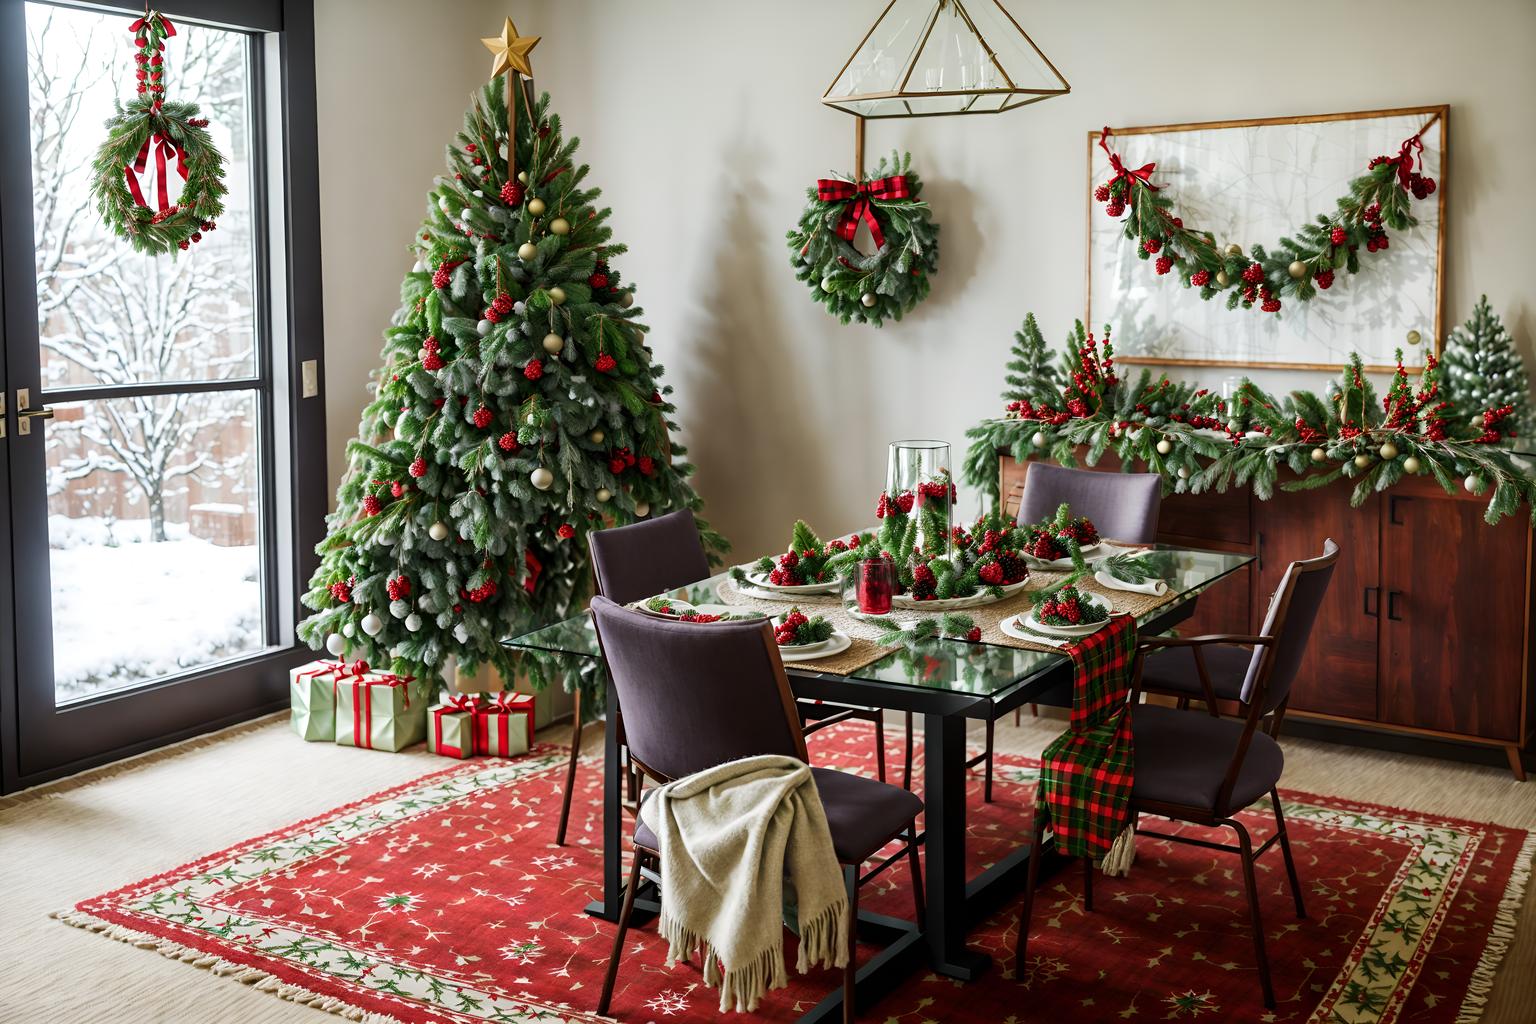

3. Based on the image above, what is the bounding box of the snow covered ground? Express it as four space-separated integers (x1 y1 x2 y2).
49 516 264 702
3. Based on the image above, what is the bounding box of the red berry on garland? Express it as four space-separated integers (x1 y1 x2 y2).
500 181 525 205
390 480 405 498
1261 296 1282 313
492 293 513 315
594 352 617 373
965 627 982 643
557 523 576 539
896 492 915 514
361 495 382 516
409 456 427 478
472 405 493 428
329 580 352 603
1190 269 1211 287
1315 269 1335 290
423 351 444 371
484 306 500 324
1155 255 1174 275
1094 184 1110 202
589 271 610 289
637 455 655 476
523 359 544 381
498 431 519 452
1143 237 1162 254
1105 200 1125 218
1330 226 1347 246
1242 262 1264 285
608 456 626 474
432 266 451 289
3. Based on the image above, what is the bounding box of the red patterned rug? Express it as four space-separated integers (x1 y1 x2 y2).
61 723 1532 1023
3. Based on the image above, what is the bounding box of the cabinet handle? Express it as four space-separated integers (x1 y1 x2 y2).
1387 590 1404 621
1256 531 1264 573
1363 586 1379 617
1389 494 1411 526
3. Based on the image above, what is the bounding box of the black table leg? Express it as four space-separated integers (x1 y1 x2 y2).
923 710 991 981
584 684 624 922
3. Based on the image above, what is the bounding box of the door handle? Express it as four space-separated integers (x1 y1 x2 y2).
1387 590 1404 621
15 388 53 436
1363 586 1379 617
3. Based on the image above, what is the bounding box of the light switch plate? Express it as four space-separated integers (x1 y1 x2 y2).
301 359 319 398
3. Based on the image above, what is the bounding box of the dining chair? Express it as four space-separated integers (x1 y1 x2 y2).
992 463 1165 800
562 512 911 845
589 597 925 1023
1137 539 1340 737
1013 538 1338 1009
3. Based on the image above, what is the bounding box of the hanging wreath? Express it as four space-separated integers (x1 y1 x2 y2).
1093 124 1437 316
787 151 939 327
90 11 227 256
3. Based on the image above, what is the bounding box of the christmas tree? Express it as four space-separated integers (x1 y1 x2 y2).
297 31 724 682
1001 312 1064 406
1442 295 1532 440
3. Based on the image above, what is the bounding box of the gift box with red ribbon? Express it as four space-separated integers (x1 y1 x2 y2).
334 664 428 752
289 659 358 742
471 691 535 757
428 693 481 759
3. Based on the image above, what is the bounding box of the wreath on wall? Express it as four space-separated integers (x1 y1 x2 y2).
89 11 227 256
1094 123 1437 317
786 151 939 327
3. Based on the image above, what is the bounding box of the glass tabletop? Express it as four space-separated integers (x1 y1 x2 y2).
506 545 1254 701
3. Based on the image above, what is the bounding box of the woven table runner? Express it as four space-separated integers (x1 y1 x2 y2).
716 568 1178 664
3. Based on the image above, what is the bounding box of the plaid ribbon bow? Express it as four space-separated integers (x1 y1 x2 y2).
1037 613 1138 860
815 174 911 249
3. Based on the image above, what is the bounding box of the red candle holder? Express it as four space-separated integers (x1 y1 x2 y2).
856 558 895 615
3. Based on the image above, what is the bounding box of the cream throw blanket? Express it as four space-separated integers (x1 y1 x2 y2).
638 754 848 1012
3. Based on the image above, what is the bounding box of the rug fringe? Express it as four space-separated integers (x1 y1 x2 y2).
1455 829 1536 1024
52 908 410 1024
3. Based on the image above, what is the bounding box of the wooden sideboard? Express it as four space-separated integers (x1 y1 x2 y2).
999 453 1535 780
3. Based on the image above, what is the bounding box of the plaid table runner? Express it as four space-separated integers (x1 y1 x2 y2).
1037 614 1138 862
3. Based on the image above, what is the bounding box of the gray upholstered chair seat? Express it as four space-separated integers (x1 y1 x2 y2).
1130 705 1284 814
635 765 924 863
1138 645 1254 702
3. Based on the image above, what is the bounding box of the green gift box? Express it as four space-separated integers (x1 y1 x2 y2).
428 694 480 759
334 670 428 752
289 660 346 742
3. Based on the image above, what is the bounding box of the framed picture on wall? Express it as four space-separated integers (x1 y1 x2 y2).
1086 105 1447 372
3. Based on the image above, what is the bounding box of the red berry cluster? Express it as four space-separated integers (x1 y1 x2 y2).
768 548 824 586
431 259 463 290
361 495 382 517
390 480 407 498
1142 237 1162 254
500 181 525 206
1474 405 1517 443
472 405 493 429
386 575 411 601
498 431 519 452
483 293 513 323
875 491 917 518
594 353 617 373
910 562 937 599
678 611 723 623
1037 587 1103 626
608 447 638 474
1155 255 1174 275
408 456 427 478
1190 269 1211 288
916 479 957 505
328 578 353 603
421 336 444 371
523 358 544 381
460 578 498 603
1314 269 1335 290
557 523 576 539
774 609 812 646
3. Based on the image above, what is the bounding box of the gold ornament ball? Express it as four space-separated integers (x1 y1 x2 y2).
1288 260 1307 279
1031 430 1047 448
596 488 612 503
527 197 546 216
548 286 566 305
1156 438 1173 455
1225 243 1243 256
589 429 605 444
634 501 650 518
542 332 564 355
1311 447 1327 463
1403 455 1422 474
861 293 877 308
1379 440 1400 461
517 241 537 261
549 217 570 236
517 170 529 184
619 291 635 308
530 466 554 491
1177 466 1190 480
1215 270 1231 287
1406 329 1423 346
1354 453 1372 470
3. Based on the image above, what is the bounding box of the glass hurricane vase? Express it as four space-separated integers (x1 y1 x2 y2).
886 439 954 563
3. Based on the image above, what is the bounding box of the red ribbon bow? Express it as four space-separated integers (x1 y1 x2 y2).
488 691 526 713
1098 127 1160 194
125 132 188 213
128 12 176 40
1388 133 1424 189
441 693 481 713
815 174 911 250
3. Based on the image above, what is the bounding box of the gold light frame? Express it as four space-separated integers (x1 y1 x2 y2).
822 0 1069 121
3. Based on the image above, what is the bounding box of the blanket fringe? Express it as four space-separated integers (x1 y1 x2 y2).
1455 828 1536 1024
52 908 408 1024
1098 824 1136 877
793 897 849 974
659 899 847 1014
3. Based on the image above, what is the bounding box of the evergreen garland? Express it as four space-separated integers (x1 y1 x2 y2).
964 314 1536 526
787 151 940 326
1441 296 1533 438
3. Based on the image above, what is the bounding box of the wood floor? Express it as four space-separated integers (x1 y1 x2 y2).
1 711 1533 1023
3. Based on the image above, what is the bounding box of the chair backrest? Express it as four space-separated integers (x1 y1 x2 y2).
1017 463 1163 543
588 509 712 604
1240 538 1340 713
589 596 808 782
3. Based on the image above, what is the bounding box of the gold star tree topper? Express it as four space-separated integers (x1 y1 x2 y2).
481 17 539 79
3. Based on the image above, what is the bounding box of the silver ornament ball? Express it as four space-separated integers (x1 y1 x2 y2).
530 466 555 490
429 520 450 542
325 633 346 656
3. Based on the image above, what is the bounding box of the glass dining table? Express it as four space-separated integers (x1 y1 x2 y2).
506 545 1253 1021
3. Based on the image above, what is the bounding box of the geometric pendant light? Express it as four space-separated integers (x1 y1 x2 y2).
823 0 1069 119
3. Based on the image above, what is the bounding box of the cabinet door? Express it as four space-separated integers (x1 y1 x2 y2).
1256 483 1380 720
1380 494 1528 741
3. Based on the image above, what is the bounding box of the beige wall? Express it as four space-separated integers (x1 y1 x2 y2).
318 0 1536 558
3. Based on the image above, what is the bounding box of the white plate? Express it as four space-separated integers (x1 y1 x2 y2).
1025 541 1101 570
739 566 840 595
890 578 1029 611
998 615 1070 647
1023 592 1114 636
778 630 852 662
634 597 697 618
691 603 767 620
